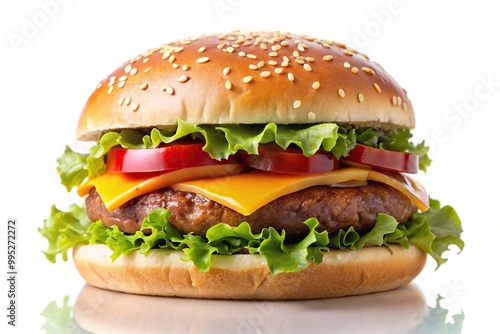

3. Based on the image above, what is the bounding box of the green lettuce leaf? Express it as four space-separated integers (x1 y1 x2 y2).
39 204 90 263
404 198 464 267
409 140 432 172
216 123 357 158
56 146 88 192
40 198 463 274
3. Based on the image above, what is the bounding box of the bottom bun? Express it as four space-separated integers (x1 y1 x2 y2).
72 243 426 300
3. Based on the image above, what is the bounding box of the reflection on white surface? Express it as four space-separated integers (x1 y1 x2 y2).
68 283 431 334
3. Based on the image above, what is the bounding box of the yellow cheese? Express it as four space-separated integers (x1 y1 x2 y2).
171 168 429 215
77 164 245 211
79 166 429 215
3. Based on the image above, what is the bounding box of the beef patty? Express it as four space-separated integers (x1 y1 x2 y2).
86 182 417 240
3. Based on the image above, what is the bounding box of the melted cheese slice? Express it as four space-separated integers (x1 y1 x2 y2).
77 164 245 212
78 165 429 215
171 168 429 215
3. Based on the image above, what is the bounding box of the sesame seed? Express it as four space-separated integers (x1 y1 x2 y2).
288 73 295 81
303 63 312 72
358 93 364 103
243 76 253 83
297 44 305 52
119 75 128 81
140 83 149 91
281 61 289 67
336 41 347 48
293 100 301 109
182 64 190 71
260 43 268 50
268 60 278 66
312 81 320 89
172 63 179 69
351 67 359 74
124 97 131 106
275 68 283 74
343 62 351 68
198 46 206 53
307 112 316 120
249 64 258 70
238 51 246 57
163 86 174 95
124 64 132 73
260 71 271 77
402 102 408 111
323 55 334 61
343 50 353 56
338 89 345 98
281 40 289 47
271 45 281 51
305 57 315 62
143 57 149 64
168 55 176 63
178 75 189 83
373 83 381 93
362 67 375 75
257 61 265 68
397 96 402 106
392 96 397 105
118 81 126 89
131 103 140 112
293 50 300 57
247 54 257 59
130 68 138 76
118 96 125 106
197 56 210 64
269 51 278 57
225 80 232 90
222 67 231 76
107 86 113 94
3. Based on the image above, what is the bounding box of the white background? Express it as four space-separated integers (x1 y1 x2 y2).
1 0 499 333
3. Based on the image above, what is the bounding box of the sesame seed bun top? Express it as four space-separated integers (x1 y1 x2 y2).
76 31 415 141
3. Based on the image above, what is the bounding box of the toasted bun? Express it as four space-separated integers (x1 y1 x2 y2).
73 243 426 300
77 31 414 141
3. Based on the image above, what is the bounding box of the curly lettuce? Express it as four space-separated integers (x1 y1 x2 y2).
39 198 463 274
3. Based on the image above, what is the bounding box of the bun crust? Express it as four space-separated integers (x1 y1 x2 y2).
73 244 426 300
77 31 414 141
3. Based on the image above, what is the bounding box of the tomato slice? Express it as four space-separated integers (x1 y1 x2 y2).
106 141 238 173
239 144 339 174
340 144 418 174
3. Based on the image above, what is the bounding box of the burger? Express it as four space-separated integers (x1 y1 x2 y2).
40 31 463 299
